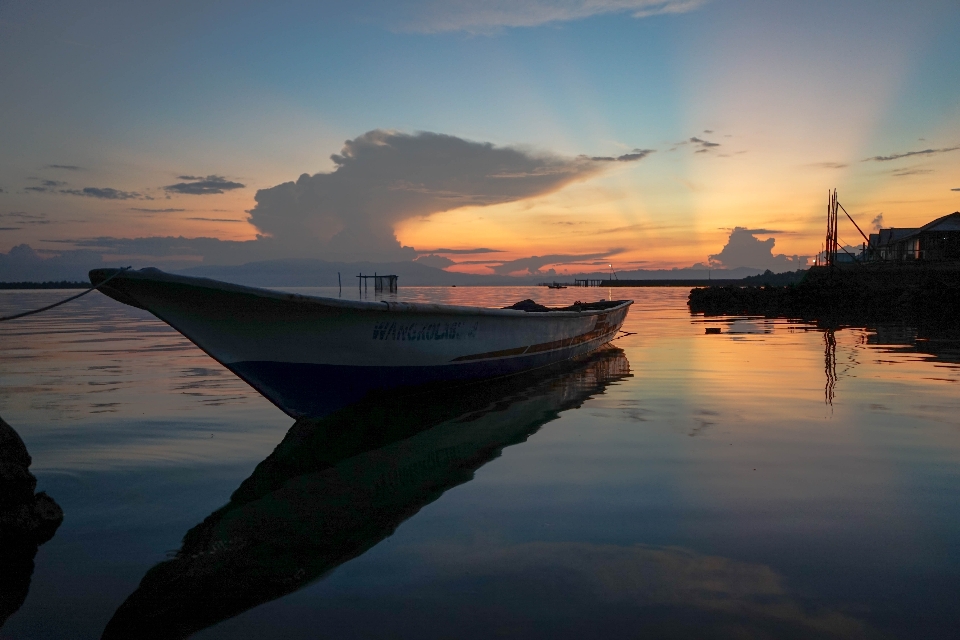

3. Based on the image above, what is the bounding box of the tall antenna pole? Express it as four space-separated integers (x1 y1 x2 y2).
825 190 832 267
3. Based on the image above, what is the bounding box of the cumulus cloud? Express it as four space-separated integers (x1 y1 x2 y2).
708 228 807 270
392 0 708 34
864 145 959 162
414 253 457 269
248 129 625 261
163 175 245 195
60 187 144 200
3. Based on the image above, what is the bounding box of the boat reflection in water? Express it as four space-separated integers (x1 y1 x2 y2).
103 346 631 639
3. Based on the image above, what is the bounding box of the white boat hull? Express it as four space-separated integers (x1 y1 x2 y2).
90 268 632 417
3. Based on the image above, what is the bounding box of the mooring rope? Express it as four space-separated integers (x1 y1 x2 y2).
0 267 131 322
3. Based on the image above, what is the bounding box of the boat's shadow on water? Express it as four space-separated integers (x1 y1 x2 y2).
101 347 632 640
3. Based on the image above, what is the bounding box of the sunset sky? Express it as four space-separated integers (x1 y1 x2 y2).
1 0 959 276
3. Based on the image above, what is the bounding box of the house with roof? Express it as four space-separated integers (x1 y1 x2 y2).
866 212 960 262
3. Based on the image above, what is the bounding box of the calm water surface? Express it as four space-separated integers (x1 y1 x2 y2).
1 286 958 639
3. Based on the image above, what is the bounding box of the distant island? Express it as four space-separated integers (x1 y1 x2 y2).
0 281 90 290
0 268 812 290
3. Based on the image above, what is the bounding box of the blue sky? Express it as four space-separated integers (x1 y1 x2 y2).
1 0 958 274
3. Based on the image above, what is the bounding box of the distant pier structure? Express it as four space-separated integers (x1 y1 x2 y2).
574 279 604 287
357 273 398 294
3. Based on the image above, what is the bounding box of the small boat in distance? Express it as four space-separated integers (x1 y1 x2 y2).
90 268 632 418
546 282 567 289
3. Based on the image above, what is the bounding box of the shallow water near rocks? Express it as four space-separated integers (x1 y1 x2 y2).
1 286 958 639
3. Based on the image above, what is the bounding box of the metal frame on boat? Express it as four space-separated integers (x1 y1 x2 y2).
90 268 633 418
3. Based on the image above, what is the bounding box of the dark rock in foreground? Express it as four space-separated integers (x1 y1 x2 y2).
0 415 64 628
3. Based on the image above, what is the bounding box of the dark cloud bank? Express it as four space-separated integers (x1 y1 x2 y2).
6 129 750 283
61 187 144 200
248 129 639 261
164 176 245 195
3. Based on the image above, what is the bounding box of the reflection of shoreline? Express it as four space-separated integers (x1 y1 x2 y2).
866 323 960 366
102 347 631 639
825 322 960 405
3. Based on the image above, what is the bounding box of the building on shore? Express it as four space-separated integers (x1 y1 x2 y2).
865 212 960 263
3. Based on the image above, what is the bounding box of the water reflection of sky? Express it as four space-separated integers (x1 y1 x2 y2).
1 287 958 639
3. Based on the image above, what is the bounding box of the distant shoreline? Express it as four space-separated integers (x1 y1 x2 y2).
0 281 90 290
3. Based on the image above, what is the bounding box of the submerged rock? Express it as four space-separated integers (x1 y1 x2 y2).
0 415 64 628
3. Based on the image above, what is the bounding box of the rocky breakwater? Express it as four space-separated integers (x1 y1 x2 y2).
688 263 960 325
0 415 64 627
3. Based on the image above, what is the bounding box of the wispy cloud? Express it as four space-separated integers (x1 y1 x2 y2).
130 207 185 213
61 187 144 200
489 249 624 275
689 136 719 153
393 0 709 34
864 145 960 162
0 211 51 225
740 228 787 235
45 164 83 171
184 217 245 222
589 149 655 162
422 247 505 254
163 175 245 195
951 188 960 192
891 168 933 177
809 162 848 169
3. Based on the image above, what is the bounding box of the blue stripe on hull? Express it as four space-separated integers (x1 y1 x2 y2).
230 342 608 418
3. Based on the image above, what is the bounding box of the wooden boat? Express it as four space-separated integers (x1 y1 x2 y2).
89 268 632 418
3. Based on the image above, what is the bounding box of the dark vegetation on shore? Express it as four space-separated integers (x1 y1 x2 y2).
739 269 808 286
0 281 89 290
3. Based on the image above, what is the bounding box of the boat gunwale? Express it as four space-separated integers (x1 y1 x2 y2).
91 268 634 318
